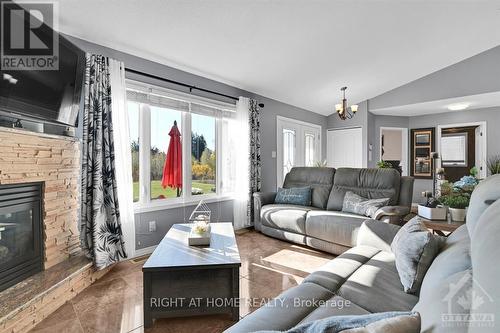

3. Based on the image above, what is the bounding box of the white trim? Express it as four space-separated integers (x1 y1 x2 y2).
276 116 322 187
436 121 487 179
379 127 409 176
132 245 157 258
126 79 236 112
134 196 234 214
276 115 323 130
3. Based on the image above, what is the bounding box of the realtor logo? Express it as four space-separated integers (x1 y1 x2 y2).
442 270 495 328
1 1 59 70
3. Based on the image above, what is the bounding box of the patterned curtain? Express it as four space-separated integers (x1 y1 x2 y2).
247 99 261 221
80 54 127 269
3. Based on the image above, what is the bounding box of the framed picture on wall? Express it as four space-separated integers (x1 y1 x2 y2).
410 128 435 179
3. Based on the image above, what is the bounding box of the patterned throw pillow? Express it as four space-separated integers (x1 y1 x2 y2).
341 191 390 218
391 217 443 294
274 187 312 206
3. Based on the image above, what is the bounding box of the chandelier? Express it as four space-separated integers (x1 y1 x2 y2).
335 87 358 120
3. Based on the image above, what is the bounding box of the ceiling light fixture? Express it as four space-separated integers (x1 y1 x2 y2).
447 103 470 111
335 87 358 120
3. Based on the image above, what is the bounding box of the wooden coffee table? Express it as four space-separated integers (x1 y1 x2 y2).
415 216 463 236
142 222 240 328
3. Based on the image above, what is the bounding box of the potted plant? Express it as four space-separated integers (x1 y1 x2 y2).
377 160 402 174
418 191 447 220
487 155 500 175
439 194 469 222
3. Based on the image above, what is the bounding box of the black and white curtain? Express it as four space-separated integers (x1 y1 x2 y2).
247 99 261 221
80 54 127 269
232 97 261 229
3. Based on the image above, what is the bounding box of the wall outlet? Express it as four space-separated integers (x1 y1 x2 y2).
271 151 277 158
148 221 156 232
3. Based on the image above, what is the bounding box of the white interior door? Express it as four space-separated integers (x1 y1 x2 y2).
277 117 321 187
327 127 363 168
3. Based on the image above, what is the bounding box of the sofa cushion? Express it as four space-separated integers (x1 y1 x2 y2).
466 174 500 236
283 167 336 209
391 217 442 294
327 168 401 211
306 211 366 247
338 251 419 313
304 245 381 292
413 269 472 333
261 204 317 234
342 191 390 218
298 296 370 324
224 282 335 333
418 224 471 300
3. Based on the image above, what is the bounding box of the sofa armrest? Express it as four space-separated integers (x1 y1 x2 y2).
253 192 277 231
356 219 401 252
373 205 410 225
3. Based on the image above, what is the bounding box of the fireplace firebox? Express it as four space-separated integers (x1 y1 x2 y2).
0 183 43 292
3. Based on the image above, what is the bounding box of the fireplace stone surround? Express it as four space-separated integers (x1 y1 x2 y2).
0 127 81 268
0 127 110 333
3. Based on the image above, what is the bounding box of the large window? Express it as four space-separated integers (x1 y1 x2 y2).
127 80 235 208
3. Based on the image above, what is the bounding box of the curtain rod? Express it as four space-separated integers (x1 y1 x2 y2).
125 68 264 108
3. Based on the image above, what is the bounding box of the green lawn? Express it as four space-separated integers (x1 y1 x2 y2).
133 180 215 202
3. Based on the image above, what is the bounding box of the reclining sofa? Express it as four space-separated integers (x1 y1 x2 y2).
253 167 414 255
227 174 500 333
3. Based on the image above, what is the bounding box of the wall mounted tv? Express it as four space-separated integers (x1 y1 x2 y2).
0 11 85 127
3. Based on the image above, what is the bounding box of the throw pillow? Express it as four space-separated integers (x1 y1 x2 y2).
274 186 312 206
342 191 390 218
254 311 419 333
391 217 443 294
341 312 420 333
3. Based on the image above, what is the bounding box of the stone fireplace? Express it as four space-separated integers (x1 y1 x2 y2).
0 128 110 333
0 127 81 271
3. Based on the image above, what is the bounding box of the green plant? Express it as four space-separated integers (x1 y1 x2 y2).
377 160 393 169
470 166 479 177
314 160 328 168
440 181 453 196
487 155 500 175
439 194 470 209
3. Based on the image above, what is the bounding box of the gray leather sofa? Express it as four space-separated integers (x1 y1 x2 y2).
254 167 414 255
227 174 500 333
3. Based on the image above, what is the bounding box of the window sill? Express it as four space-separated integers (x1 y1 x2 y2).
133 195 234 214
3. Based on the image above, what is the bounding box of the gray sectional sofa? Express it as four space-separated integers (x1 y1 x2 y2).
253 167 414 255
227 174 500 333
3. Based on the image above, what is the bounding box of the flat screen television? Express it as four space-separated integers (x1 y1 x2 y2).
0 27 85 127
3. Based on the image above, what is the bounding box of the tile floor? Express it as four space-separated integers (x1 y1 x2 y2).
31 230 334 333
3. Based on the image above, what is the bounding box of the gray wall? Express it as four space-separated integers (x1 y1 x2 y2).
66 36 328 249
370 45 500 110
368 114 409 168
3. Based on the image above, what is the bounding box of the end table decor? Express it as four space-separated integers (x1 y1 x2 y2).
188 200 211 246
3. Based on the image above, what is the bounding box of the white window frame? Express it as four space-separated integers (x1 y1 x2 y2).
441 132 468 167
127 80 236 213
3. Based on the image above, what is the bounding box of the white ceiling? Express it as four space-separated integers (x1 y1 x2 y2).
56 0 500 116
369 91 500 116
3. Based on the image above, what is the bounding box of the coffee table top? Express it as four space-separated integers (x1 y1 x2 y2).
414 215 463 233
143 222 241 272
